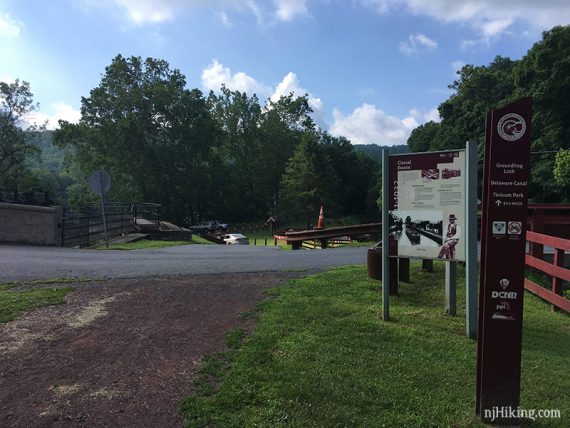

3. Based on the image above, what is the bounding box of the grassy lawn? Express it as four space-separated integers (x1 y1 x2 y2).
180 262 569 427
103 236 212 250
0 279 75 323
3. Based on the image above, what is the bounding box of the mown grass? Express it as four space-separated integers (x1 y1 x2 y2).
0 278 75 323
180 262 569 427
103 236 211 250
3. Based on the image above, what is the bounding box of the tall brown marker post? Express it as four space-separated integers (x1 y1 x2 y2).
476 97 533 424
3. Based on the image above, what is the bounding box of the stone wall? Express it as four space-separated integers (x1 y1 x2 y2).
0 202 60 245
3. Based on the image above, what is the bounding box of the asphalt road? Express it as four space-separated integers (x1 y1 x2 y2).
0 244 368 282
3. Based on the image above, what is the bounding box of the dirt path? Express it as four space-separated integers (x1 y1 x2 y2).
0 272 300 427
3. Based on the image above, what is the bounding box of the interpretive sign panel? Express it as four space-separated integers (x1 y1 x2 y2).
476 97 533 424
388 150 466 261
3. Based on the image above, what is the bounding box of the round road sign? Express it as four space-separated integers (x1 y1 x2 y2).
89 170 111 196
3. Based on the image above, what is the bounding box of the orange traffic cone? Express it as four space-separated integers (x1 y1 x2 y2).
316 206 325 229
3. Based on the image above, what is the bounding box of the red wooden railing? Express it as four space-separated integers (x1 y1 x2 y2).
525 231 570 312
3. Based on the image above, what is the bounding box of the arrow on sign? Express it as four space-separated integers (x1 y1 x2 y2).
495 200 502 206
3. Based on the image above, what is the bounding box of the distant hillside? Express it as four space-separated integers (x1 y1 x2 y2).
352 144 409 164
33 130 67 170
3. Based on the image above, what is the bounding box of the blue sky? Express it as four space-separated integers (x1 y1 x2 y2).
1 0 569 146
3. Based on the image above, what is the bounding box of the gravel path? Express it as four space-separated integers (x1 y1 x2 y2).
0 272 304 427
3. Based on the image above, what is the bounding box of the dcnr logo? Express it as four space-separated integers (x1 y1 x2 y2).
492 291 518 299
497 113 526 141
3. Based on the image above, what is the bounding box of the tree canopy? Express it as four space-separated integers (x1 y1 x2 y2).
50 54 380 224
0 79 44 195
406 25 570 202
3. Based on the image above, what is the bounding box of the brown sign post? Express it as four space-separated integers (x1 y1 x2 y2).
476 97 533 424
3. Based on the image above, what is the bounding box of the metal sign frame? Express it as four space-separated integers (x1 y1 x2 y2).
381 143 478 338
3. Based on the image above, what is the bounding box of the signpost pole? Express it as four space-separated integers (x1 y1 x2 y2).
88 170 111 248
466 140 478 339
381 148 390 321
445 261 457 315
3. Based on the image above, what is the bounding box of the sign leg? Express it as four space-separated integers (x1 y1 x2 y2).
445 261 457 316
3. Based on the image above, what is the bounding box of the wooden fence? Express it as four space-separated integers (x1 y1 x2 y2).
525 231 570 312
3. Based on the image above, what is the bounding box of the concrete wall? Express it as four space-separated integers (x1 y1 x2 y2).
0 202 60 246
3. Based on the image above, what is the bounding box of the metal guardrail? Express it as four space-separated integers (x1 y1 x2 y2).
134 203 161 227
61 211 134 248
61 202 160 248
284 223 381 249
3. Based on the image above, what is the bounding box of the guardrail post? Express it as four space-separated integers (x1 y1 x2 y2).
552 248 564 312
321 239 328 249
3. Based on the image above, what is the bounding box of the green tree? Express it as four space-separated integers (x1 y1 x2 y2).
320 132 379 217
406 26 570 202
513 25 570 201
207 87 263 220
54 55 219 223
554 149 570 201
0 79 44 195
258 93 315 213
407 121 440 153
280 132 339 226
436 56 517 151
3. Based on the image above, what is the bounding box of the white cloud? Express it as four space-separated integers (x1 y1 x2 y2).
460 39 478 50
399 33 438 55
218 11 233 28
0 13 22 39
361 0 570 42
273 0 308 21
358 0 400 15
330 104 414 146
201 59 272 96
481 18 513 40
76 0 311 26
27 102 81 130
0 75 16 84
409 107 440 123
330 104 439 146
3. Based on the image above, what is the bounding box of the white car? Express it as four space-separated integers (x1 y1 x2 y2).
223 233 249 245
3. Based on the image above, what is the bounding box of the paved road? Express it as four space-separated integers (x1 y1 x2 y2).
0 244 367 282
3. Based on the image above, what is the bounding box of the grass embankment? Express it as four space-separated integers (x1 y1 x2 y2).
0 278 76 323
181 262 569 427
104 235 212 250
